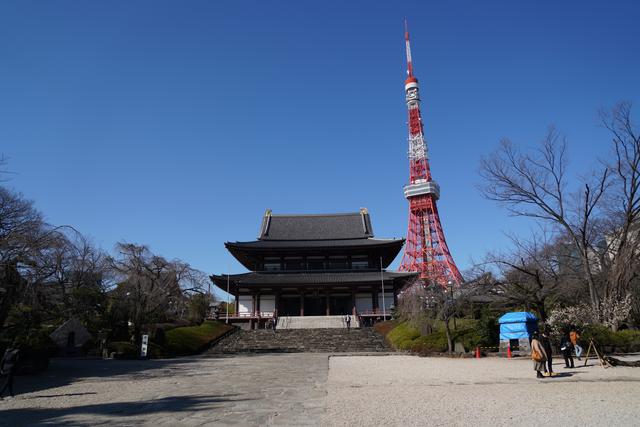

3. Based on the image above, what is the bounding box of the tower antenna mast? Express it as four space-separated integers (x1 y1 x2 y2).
398 22 463 286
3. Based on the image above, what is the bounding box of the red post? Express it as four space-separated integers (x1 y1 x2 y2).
475 346 480 359
507 344 512 359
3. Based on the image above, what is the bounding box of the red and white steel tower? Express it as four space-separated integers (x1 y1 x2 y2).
398 24 463 286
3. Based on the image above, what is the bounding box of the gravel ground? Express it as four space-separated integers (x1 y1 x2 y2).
324 355 640 427
1 353 639 426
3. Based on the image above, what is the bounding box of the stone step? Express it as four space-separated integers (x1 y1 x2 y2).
278 315 359 330
205 327 389 355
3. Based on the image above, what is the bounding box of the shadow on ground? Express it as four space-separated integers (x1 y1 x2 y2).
0 394 249 426
10 357 214 396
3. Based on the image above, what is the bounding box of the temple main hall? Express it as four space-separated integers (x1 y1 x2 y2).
210 209 416 328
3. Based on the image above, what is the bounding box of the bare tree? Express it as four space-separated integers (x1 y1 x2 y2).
599 102 640 313
398 279 470 353
0 186 46 327
482 230 583 321
109 242 208 342
480 128 609 311
38 230 110 324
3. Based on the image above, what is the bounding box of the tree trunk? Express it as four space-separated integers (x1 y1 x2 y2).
536 301 547 323
0 263 22 328
579 247 601 314
444 317 453 354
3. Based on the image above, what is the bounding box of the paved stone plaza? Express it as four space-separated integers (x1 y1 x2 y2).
1 354 639 426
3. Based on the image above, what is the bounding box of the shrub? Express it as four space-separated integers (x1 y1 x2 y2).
386 321 421 350
412 332 448 353
384 318 498 355
13 330 58 374
475 314 499 347
164 321 234 356
582 325 640 352
107 341 165 359
107 341 138 359
373 320 398 338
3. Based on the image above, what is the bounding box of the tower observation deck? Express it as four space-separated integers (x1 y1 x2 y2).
398 24 463 286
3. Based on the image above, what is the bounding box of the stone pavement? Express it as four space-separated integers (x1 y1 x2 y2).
2 353 640 426
0 354 329 426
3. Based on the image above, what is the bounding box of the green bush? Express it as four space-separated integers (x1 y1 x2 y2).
386 321 421 350
582 325 640 352
411 332 448 353
107 341 165 359
385 318 499 354
13 330 57 374
616 329 640 346
373 320 398 338
164 321 234 356
107 341 138 359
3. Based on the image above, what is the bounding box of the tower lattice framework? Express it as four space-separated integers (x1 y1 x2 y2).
398 26 463 286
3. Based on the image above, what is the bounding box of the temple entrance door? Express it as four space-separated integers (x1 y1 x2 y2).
330 296 352 315
280 297 301 316
304 296 326 316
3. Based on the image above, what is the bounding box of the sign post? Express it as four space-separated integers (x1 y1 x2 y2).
140 334 149 358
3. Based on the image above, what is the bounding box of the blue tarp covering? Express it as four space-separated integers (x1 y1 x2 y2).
499 311 538 324
498 312 538 340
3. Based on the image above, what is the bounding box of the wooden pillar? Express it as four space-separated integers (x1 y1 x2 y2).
234 291 239 315
325 289 331 316
251 293 257 329
300 291 305 316
275 290 280 316
393 283 398 307
256 292 261 315
351 289 356 316
372 286 379 312
251 293 257 315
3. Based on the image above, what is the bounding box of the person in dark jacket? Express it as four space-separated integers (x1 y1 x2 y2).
344 314 351 330
541 330 554 376
0 346 20 398
560 332 575 368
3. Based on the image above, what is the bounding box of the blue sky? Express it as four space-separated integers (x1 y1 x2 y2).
1 1 639 298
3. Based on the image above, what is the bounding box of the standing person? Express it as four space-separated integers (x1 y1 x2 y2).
541 329 554 376
531 332 548 379
560 332 575 368
345 314 351 331
0 346 21 398
570 328 583 360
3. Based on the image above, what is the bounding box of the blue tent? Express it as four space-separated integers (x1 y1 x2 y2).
498 312 538 341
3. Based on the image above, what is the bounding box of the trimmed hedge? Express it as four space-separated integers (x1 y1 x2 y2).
106 321 234 359
582 325 640 353
384 319 497 354
373 320 398 337
107 341 165 359
386 322 421 350
164 321 234 356
1 329 58 374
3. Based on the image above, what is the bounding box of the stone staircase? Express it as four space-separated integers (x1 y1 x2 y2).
205 327 389 354
277 315 359 329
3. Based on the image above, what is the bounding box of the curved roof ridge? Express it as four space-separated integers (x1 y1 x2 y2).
270 211 363 218
258 208 374 241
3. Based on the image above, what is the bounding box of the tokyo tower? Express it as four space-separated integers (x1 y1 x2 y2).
398 24 463 286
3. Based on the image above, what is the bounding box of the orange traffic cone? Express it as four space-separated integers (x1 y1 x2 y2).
475 346 480 359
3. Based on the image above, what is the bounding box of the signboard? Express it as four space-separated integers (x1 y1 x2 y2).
140 334 149 358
